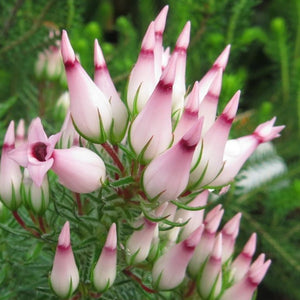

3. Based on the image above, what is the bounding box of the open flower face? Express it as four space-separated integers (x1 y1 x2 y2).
9 118 61 187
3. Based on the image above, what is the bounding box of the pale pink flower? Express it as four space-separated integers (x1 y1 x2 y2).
61 30 112 143
0 121 22 210
152 225 204 290
50 221 79 298
93 223 117 292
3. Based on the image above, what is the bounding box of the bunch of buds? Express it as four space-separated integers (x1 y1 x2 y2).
0 6 284 299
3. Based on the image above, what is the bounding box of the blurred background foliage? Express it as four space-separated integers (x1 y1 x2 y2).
0 0 299 299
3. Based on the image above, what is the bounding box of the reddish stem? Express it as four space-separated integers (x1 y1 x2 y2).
38 216 46 233
12 211 40 238
184 280 196 298
74 193 83 215
123 268 157 294
89 292 102 298
102 142 125 175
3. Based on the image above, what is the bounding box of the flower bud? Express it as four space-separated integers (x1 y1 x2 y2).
142 119 203 203
152 225 204 290
22 168 49 215
50 221 79 299
0 121 22 210
61 30 112 143
92 223 117 292
51 147 106 194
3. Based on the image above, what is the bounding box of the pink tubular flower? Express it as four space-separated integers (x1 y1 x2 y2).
231 233 257 282
51 147 106 194
9 118 61 187
128 53 177 161
211 117 285 187
198 233 223 299
61 30 112 143
152 225 204 290
94 39 128 143
220 256 271 300
172 21 190 116
0 121 22 210
127 22 157 112
142 119 203 203
50 221 79 299
189 90 240 188
92 223 117 292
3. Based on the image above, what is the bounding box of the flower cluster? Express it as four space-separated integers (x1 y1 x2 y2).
0 5 284 300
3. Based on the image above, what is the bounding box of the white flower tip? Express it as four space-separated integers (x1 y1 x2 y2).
4 121 15 147
185 81 199 113
160 53 177 87
222 90 240 122
222 212 242 237
61 30 76 65
94 39 106 69
58 221 71 249
254 117 285 143
204 204 222 224
141 21 155 51
214 44 231 70
154 5 169 34
105 223 117 250
208 68 223 97
212 233 223 260
16 119 25 140
181 117 203 149
175 21 191 50
243 233 257 256
250 253 266 270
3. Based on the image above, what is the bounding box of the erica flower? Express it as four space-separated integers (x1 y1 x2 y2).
0 121 22 210
50 221 79 299
92 223 117 292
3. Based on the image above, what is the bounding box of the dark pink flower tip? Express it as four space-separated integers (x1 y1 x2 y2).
213 44 231 70
175 21 191 53
61 30 76 66
221 90 240 123
160 53 177 88
243 233 257 257
211 233 223 261
180 117 203 150
184 224 204 249
185 81 200 114
141 22 155 53
3 121 15 149
16 119 25 141
154 5 169 35
207 68 223 101
94 39 106 69
249 259 271 285
58 221 71 249
104 223 117 251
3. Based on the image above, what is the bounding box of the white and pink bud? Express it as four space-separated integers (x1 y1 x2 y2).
16 119 26 147
92 223 117 292
172 21 190 115
189 91 240 188
51 147 106 194
198 69 223 134
152 225 204 290
198 234 223 299
61 30 112 143
50 221 79 299
128 54 177 161
142 119 203 203
176 190 208 241
221 256 271 300
94 39 128 143
126 217 157 264
221 212 242 262
231 233 257 282
188 207 224 277
211 117 285 187
173 81 200 144
127 22 157 112
22 168 49 215
0 121 22 210
154 5 169 79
